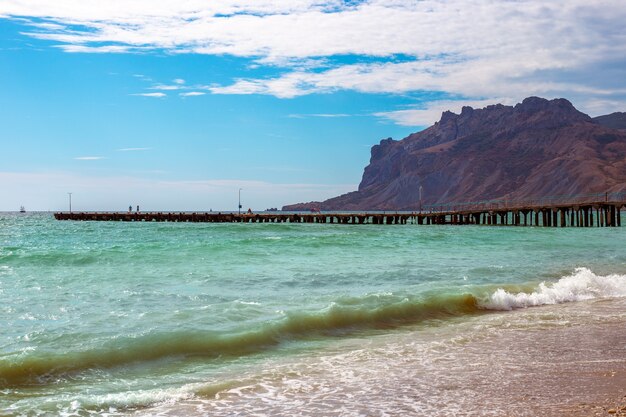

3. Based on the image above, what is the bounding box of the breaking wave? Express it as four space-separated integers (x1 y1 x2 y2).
0 292 478 387
3 268 624 388
481 267 626 310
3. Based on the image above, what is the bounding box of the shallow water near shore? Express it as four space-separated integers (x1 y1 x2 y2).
1 212 625 416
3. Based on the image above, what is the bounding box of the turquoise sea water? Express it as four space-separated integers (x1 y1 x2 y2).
1 212 626 416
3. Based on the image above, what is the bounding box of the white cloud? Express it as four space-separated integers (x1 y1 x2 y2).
151 84 180 90
131 92 166 97
117 147 152 152
179 91 205 97
74 156 106 160
58 44 135 53
3 0 626 116
5 1 624 62
208 79 274 96
29 22 66 30
374 99 513 127
579 97 626 117
173 78 185 84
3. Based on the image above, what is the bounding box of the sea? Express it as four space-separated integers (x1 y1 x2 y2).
1 212 626 416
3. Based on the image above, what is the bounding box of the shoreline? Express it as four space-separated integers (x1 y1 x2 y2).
134 297 626 416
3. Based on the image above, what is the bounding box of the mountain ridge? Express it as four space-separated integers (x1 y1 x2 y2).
593 112 626 130
283 97 626 211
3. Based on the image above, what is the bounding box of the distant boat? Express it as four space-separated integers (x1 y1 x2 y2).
19 206 26 213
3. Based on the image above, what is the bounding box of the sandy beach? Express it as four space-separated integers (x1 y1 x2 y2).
415 297 626 417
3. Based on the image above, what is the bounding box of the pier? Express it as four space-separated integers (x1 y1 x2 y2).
54 193 625 227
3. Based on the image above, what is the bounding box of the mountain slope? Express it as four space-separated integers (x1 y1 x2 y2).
284 97 626 211
593 112 626 130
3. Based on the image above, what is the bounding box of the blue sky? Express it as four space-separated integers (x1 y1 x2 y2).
1 1 625 211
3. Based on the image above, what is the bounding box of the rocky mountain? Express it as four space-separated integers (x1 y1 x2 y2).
593 112 626 130
283 97 626 211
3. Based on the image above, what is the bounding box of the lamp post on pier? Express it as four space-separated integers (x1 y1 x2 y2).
419 185 423 213
68 192 72 213
238 188 242 214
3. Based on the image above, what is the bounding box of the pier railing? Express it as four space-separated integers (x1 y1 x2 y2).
424 192 626 213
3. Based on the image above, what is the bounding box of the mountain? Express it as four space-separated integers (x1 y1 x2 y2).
283 97 626 211
593 112 626 130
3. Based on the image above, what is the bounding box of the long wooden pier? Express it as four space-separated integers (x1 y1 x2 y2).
54 193 625 227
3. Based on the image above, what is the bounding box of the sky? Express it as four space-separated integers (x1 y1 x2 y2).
1 0 625 211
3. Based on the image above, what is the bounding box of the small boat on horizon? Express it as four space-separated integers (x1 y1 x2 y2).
19 206 26 213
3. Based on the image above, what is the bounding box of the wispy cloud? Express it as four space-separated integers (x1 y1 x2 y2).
374 99 512 127
151 84 180 90
288 113 350 119
131 92 166 98
117 147 152 152
145 81 204 97
57 44 134 54
29 22 65 31
133 74 153 82
180 91 205 97
74 156 106 160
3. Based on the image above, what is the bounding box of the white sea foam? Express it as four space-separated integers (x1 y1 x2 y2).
56 385 199 416
482 267 626 311
235 300 261 305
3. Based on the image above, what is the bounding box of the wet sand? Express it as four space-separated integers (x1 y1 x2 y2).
473 315 626 417
560 361 626 417
428 297 626 417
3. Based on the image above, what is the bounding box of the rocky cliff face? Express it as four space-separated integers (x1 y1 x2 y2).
284 97 626 211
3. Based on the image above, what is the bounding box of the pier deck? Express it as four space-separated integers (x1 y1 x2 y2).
54 193 625 227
